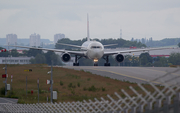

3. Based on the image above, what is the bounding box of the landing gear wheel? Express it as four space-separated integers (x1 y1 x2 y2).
104 63 110 66
103 56 110 66
94 63 98 66
73 55 82 66
73 63 79 66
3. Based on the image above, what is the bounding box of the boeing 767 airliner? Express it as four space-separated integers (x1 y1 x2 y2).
9 14 172 66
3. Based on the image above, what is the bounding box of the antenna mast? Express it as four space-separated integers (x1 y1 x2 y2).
120 29 122 39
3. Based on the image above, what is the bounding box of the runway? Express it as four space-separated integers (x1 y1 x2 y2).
64 66 180 85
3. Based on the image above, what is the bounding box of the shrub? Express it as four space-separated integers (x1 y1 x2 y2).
102 87 106 91
80 69 84 72
60 81 63 86
68 83 72 88
77 82 80 87
17 99 25 104
88 85 97 92
87 78 91 81
83 87 87 91
72 85 76 88
71 89 75 95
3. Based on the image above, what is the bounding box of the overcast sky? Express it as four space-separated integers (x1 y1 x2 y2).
0 0 180 41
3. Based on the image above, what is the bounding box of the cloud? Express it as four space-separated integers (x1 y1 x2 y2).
0 0 180 41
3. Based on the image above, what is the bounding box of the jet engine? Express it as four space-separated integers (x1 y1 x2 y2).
61 53 71 62
114 54 124 63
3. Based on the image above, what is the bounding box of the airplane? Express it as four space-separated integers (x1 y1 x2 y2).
9 14 172 66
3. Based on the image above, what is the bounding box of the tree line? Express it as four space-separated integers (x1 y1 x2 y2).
146 38 180 47
55 38 146 50
0 47 62 65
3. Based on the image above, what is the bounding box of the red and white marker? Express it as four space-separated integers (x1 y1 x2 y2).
46 80 50 84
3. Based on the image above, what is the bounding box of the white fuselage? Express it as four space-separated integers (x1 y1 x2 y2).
81 41 104 61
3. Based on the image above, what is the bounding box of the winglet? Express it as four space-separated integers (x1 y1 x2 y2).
87 13 90 41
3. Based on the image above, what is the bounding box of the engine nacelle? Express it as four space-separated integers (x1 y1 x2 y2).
61 53 71 62
114 54 124 63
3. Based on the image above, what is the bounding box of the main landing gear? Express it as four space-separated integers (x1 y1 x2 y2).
73 55 82 66
103 56 110 66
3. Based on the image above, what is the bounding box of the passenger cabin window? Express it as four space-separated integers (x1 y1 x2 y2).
91 46 101 49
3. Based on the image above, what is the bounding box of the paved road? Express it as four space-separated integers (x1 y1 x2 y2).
64 66 180 85
0 97 18 104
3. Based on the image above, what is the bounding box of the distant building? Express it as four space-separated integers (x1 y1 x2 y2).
6 34 17 45
30 33 41 47
9 49 24 54
0 56 34 64
54 33 65 44
129 46 137 49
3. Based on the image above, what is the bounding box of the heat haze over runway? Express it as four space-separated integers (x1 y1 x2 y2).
64 66 180 85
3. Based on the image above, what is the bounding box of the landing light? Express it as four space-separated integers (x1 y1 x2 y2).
94 59 98 62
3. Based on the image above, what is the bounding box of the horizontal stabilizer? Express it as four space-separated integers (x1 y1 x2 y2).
103 44 118 47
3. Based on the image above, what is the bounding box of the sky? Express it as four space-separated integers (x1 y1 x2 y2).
0 0 180 41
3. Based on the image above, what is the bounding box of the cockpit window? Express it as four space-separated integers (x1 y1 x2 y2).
91 46 102 49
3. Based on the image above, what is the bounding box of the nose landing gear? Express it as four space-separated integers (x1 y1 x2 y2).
93 59 98 66
94 63 98 66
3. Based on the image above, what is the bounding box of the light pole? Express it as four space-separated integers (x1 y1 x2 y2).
47 61 53 103
50 60 53 103
37 78 39 103
3 64 7 96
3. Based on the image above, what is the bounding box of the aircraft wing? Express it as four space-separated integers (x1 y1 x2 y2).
8 45 86 56
103 47 173 56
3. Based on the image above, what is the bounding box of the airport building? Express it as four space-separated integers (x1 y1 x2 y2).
6 34 17 45
0 56 34 64
29 33 41 47
54 33 65 44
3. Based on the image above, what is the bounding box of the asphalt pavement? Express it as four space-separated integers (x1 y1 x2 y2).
0 97 18 104
63 66 180 85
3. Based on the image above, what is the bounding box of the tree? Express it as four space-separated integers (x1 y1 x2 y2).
139 52 153 66
26 48 44 57
124 55 132 66
55 38 147 50
131 56 139 66
44 51 62 65
168 53 180 65
153 56 168 67
10 49 19 57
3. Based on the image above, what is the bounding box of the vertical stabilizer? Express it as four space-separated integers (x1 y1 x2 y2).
87 13 90 41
